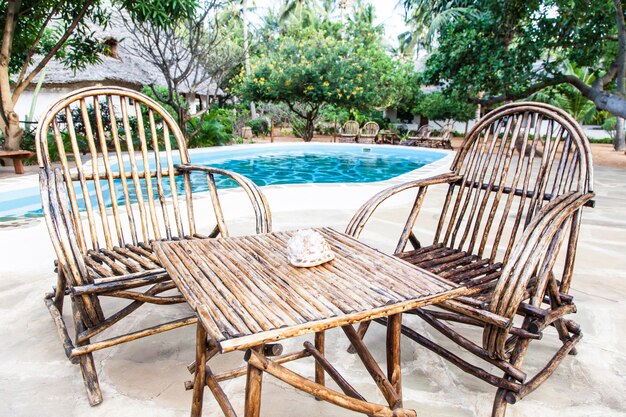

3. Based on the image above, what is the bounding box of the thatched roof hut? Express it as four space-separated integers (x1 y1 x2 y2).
25 9 223 96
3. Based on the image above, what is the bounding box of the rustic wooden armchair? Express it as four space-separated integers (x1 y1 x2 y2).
345 102 594 416
337 120 359 143
358 121 380 144
36 86 272 406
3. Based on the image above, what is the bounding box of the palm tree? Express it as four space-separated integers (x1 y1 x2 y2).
278 0 321 26
400 0 479 57
530 62 603 124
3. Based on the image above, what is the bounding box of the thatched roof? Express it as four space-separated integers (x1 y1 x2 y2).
28 9 223 96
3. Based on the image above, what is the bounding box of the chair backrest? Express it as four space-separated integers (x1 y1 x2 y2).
36 86 199 255
360 121 379 137
433 102 593 266
341 120 359 135
438 124 454 139
414 125 433 138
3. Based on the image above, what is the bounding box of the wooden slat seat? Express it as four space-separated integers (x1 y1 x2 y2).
398 245 502 287
37 86 272 406
346 102 595 417
83 236 213 279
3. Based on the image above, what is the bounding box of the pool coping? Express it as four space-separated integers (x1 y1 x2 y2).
0 143 454 221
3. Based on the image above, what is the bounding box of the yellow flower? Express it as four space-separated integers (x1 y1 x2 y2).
323 81 329 87
285 80 292 86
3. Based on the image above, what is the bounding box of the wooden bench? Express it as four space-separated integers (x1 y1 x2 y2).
0 150 35 174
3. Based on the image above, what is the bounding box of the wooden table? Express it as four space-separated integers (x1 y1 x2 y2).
153 228 468 417
0 150 35 174
379 130 401 145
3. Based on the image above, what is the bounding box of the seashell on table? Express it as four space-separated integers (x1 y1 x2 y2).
287 229 335 267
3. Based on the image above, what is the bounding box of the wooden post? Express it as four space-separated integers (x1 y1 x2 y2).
244 345 264 417
314 332 325 387
314 331 325 401
386 314 402 402
191 323 207 417
270 118 274 143
333 119 337 143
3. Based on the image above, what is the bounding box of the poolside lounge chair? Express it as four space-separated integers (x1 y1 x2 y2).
36 86 272 405
345 102 594 417
428 123 455 149
403 124 453 149
337 120 359 143
358 121 380 144
404 124 433 146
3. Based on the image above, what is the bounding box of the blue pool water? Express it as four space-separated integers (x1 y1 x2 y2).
0 144 446 220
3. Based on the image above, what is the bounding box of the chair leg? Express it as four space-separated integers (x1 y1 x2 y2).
491 388 509 417
54 268 67 313
72 300 103 405
79 352 103 406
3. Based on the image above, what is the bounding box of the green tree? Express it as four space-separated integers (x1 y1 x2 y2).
399 0 477 59
235 26 396 141
530 62 605 125
416 0 626 149
0 0 197 150
414 92 476 125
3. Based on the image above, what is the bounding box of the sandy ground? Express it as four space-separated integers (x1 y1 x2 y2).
0 141 625 417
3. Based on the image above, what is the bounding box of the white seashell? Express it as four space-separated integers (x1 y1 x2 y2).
287 229 335 267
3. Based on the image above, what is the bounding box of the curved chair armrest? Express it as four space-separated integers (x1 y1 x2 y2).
345 172 461 238
176 164 272 234
483 191 595 359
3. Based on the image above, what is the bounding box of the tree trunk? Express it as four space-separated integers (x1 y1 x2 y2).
615 118 625 151
2 106 24 150
242 0 257 119
1 1 24 150
303 115 315 142
614 0 626 151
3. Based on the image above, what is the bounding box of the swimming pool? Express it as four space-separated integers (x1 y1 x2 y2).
0 143 448 220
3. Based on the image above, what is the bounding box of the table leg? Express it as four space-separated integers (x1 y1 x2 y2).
245 345 264 417
191 323 208 417
13 157 25 174
314 332 325 387
314 331 325 401
387 314 402 403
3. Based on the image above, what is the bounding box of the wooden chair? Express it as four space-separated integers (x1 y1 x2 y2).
337 120 359 143
358 121 380 144
428 123 455 149
403 125 434 146
36 86 272 406
345 102 594 417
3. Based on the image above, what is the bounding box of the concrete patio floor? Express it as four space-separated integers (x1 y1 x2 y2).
0 156 624 416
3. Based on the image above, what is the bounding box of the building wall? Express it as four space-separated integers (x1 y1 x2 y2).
14 87 77 123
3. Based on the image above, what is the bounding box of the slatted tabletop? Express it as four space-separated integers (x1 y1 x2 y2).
153 227 467 353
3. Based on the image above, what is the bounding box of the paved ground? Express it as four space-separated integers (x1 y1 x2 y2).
0 147 624 417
